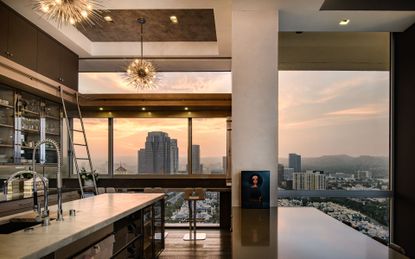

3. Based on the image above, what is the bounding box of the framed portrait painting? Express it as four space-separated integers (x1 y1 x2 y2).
241 170 270 209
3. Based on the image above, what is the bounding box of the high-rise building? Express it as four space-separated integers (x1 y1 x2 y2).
170 139 179 174
191 144 202 174
293 170 326 190
278 163 285 185
289 153 302 172
284 167 294 181
138 131 179 174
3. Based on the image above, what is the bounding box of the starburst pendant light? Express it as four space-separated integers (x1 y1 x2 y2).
125 18 157 89
34 0 104 27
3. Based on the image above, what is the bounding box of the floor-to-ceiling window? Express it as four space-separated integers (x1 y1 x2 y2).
73 118 108 174
192 118 227 175
278 70 391 243
75 71 231 226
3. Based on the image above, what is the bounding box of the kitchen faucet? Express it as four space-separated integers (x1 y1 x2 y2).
32 138 63 221
4 170 50 224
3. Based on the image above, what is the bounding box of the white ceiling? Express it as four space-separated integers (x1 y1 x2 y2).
3 0 415 66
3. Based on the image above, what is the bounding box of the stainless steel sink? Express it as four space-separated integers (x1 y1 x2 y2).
0 220 41 234
0 217 56 234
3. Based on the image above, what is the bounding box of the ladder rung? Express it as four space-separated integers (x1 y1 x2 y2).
74 143 87 146
72 129 84 133
76 158 90 160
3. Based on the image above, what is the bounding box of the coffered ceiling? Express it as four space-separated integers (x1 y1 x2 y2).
76 9 217 42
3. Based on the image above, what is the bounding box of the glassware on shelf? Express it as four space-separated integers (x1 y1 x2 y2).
21 117 40 131
0 99 10 106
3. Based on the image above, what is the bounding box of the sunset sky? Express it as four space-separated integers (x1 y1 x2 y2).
78 70 389 170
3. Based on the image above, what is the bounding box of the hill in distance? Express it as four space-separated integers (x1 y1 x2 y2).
279 154 388 178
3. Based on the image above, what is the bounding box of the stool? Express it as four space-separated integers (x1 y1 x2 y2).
183 188 206 241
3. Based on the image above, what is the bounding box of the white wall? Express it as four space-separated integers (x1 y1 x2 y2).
231 0 279 207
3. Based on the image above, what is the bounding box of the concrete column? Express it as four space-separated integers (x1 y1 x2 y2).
231 0 279 207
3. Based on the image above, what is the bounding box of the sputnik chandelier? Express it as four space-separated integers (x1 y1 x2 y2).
34 0 104 27
125 18 157 89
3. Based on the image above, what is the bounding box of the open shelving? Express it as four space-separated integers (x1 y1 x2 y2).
0 85 62 166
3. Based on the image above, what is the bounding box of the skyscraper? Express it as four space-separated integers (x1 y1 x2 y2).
278 163 285 186
289 153 302 172
191 144 202 174
170 139 179 174
138 131 179 174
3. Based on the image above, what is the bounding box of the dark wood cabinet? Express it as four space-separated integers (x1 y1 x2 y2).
0 4 8 57
59 47 79 90
37 31 63 84
37 32 60 84
0 2 37 71
37 31 78 90
1 1 78 90
112 200 165 259
7 11 37 71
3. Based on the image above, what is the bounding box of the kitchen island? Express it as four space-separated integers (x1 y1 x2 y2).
0 193 165 258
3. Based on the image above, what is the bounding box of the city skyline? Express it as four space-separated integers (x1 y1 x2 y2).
78 71 389 175
80 71 389 160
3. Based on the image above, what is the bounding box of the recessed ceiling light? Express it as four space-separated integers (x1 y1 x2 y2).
184 107 189 111
104 16 113 22
339 19 350 26
99 107 103 111
141 107 146 111
170 16 178 24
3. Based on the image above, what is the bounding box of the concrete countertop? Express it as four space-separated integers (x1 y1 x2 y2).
0 188 78 203
0 193 164 259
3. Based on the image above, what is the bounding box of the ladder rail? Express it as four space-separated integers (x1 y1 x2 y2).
60 87 85 198
75 93 98 194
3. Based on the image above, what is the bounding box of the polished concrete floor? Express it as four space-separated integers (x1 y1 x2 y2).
160 208 407 259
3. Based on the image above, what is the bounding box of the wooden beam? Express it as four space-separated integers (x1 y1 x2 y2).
0 56 77 104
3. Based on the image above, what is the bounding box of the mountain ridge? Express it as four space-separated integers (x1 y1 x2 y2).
279 154 388 178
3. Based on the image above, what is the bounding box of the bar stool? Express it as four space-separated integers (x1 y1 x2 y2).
183 187 206 241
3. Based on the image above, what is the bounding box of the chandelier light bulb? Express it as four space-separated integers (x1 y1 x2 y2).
41 4 49 12
34 0 104 27
81 10 88 17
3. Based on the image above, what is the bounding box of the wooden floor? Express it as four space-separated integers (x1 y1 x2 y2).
159 229 232 259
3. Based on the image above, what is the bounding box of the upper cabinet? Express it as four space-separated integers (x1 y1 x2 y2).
37 31 79 90
7 11 37 71
59 47 79 90
0 4 8 56
0 2 78 91
0 4 37 71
